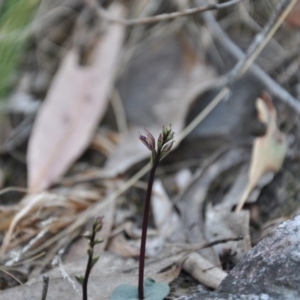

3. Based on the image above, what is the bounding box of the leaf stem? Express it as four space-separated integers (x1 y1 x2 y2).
138 152 160 300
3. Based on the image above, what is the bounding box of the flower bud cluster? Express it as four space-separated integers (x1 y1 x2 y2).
139 125 174 163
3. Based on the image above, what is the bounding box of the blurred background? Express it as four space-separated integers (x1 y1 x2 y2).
0 0 299 298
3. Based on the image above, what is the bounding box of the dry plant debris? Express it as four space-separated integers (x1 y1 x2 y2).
0 0 299 299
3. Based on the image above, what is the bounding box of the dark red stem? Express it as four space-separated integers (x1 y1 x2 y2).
138 154 160 300
82 230 96 300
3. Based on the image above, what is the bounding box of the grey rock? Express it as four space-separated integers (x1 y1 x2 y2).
177 215 300 300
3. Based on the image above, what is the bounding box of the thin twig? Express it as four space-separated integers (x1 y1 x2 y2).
201 3 300 113
40 275 49 300
179 236 244 261
123 235 244 274
0 186 28 197
86 0 243 26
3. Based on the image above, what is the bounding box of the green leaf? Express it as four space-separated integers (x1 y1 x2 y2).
110 284 138 300
75 275 84 285
110 278 170 300
87 247 93 257
144 278 170 300
83 231 91 239
0 0 40 99
94 238 103 245
91 256 100 268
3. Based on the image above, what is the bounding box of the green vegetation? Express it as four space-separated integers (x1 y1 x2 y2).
0 0 40 99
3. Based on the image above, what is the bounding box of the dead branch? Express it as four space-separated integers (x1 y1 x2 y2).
201 4 300 113
86 0 243 26
228 0 297 85
179 0 298 143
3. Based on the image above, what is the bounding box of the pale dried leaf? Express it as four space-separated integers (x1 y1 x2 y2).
236 93 287 212
27 3 126 192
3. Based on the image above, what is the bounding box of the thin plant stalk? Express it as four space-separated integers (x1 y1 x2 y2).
76 217 102 300
82 228 96 300
138 150 160 300
137 125 174 300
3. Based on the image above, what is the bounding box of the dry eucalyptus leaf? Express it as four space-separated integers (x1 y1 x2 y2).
236 93 287 212
27 2 126 192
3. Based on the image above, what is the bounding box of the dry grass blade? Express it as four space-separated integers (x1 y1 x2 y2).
0 186 102 258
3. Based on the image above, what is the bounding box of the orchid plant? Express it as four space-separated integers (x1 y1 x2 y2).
111 125 174 300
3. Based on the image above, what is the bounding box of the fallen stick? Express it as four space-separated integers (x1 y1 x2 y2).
201 1 300 113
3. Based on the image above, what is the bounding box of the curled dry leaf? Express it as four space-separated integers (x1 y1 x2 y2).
27 2 126 192
236 93 287 212
182 252 227 290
